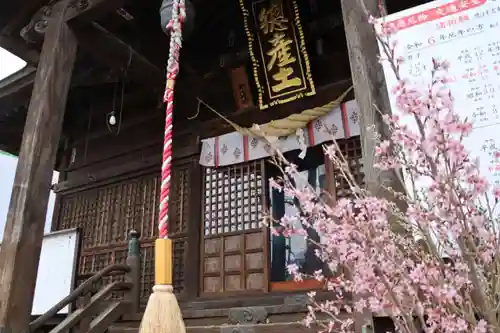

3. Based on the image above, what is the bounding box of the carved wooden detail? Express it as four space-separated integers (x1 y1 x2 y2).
56 160 193 305
20 0 90 44
201 160 268 295
228 307 268 324
20 5 53 44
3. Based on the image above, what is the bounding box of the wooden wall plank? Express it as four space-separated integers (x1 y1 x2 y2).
0 1 77 332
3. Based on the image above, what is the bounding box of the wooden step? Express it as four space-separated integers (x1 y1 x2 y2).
88 301 130 333
109 321 313 333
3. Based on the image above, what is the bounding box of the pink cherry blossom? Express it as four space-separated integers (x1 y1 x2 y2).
268 12 500 333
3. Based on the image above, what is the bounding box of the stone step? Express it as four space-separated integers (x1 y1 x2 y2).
118 303 311 328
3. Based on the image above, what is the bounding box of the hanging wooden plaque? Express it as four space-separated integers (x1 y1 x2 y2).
231 66 254 110
239 0 316 110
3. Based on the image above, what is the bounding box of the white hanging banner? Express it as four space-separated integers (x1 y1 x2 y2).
199 100 361 167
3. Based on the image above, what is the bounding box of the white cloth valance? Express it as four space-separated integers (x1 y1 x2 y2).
199 100 361 167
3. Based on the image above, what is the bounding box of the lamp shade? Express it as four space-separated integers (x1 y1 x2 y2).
160 0 195 39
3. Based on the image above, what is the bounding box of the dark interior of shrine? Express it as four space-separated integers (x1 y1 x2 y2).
0 0 426 158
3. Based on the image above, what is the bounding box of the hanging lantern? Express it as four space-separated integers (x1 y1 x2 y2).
160 0 195 38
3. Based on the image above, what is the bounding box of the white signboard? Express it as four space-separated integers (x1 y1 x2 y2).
32 229 79 316
379 0 500 187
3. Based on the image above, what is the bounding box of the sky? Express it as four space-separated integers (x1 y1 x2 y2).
0 47 57 240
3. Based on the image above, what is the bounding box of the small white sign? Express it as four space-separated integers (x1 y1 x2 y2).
32 229 79 315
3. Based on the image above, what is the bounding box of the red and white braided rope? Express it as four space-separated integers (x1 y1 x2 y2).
159 0 186 239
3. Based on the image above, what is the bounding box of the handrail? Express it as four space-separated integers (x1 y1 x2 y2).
48 281 132 333
28 230 141 333
29 263 130 332
78 269 129 280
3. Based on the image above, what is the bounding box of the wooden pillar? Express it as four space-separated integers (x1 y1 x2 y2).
340 0 393 195
340 0 401 333
0 1 77 332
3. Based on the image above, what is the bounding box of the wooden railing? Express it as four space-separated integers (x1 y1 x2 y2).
29 230 141 333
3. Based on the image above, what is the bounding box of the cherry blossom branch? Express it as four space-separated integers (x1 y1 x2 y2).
262 2 500 332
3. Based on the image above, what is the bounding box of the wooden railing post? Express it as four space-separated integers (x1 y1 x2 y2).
76 290 92 333
126 230 141 313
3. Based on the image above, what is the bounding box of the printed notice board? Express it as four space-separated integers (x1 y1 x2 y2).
32 229 79 315
378 0 500 187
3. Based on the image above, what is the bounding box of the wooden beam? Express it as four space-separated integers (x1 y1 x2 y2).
0 66 115 123
0 0 51 37
0 67 36 99
0 1 78 332
65 0 128 22
18 0 129 50
198 13 345 78
17 0 129 40
52 151 162 193
71 21 164 88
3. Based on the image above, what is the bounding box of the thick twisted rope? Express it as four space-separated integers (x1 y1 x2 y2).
159 0 186 239
248 86 353 137
198 86 353 139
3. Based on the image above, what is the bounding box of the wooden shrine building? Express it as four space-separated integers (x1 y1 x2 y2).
0 0 424 332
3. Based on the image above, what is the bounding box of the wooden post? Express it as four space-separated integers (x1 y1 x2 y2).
76 291 93 333
340 0 393 195
0 1 77 332
340 0 402 333
126 230 141 313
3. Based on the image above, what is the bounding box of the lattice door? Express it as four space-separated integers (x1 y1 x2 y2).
201 160 269 295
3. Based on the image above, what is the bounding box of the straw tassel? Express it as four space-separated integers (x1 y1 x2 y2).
139 0 186 332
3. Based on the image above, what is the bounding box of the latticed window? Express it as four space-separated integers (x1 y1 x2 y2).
56 159 194 306
203 161 263 235
168 162 191 295
333 137 364 199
